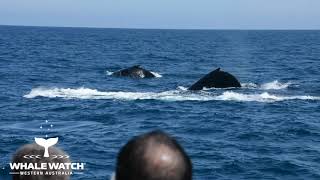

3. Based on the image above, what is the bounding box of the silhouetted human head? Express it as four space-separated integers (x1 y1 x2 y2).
115 130 192 180
12 143 71 180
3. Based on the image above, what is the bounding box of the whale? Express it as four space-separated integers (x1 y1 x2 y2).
188 68 241 90
112 65 156 78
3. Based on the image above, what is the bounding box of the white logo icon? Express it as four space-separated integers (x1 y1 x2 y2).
34 137 59 157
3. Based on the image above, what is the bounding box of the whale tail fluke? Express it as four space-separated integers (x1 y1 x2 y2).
35 137 59 157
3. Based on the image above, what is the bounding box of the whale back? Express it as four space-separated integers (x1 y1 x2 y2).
112 65 155 78
188 68 241 90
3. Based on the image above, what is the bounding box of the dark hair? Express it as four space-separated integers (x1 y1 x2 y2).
12 143 71 180
116 130 192 180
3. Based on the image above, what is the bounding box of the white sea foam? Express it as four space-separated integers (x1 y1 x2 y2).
215 91 319 102
197 81 290 91
24 87 211 101
150 71 162 78
241 83 259 89
241 81 291 90
177 86 188 91
24 88 320 102
106 71 114 76
260 80 291 90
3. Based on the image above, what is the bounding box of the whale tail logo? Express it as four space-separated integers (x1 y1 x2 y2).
34 137 59 157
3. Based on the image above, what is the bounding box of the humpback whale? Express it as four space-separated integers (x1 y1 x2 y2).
188 68 241 90
112 65 156 78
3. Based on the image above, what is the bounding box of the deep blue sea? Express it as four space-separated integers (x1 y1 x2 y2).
0 26 320 180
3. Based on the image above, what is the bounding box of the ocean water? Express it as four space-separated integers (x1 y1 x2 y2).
0 26 320 180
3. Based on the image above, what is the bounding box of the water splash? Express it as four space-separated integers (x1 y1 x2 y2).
24 87 320 103
260 80 292 90
106 70 114 76
192 81 290 90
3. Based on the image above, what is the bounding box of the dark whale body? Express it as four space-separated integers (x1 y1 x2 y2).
188 68 241 90
112 65 156 78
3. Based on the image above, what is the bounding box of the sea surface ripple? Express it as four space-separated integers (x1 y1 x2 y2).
1 26 320 180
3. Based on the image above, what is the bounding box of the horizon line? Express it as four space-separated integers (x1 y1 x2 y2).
0 24 320 31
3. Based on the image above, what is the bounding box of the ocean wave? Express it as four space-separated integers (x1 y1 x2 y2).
24 87 320 102
105 70 162 78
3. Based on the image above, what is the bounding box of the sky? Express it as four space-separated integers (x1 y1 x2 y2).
0 0 319 29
